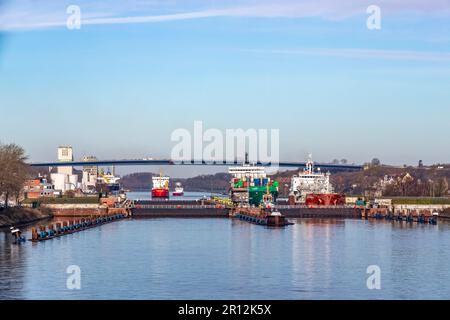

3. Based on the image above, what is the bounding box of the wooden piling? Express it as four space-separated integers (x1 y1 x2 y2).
31 228 38 241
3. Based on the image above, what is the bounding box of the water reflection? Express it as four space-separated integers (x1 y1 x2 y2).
1 218 450 299
0 232 26 299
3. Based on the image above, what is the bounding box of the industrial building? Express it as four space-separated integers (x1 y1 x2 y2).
50 146 79 193
81 155 98 192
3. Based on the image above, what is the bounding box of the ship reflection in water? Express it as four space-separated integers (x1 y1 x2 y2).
0 218 449 300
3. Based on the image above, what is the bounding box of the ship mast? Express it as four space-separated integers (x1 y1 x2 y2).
306 153 314 174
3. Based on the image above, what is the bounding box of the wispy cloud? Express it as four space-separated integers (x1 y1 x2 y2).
241 47 450 62
1 0 449 31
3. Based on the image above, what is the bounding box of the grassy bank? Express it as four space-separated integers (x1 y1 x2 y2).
22 197 100 205
391 197 450 205
0 207 53 228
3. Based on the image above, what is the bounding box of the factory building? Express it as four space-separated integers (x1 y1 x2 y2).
82 155 98 192
51 146 79 193
57 145 73 175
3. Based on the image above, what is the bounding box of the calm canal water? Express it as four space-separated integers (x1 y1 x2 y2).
1 217 450 300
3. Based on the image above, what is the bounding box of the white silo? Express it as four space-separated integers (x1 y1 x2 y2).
82 171 89 185
68 174 79 190
51 173 67 193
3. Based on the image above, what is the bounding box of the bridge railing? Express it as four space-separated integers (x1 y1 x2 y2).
28 159 363 170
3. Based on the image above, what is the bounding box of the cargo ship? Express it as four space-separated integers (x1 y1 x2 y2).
172 182 184 196
96 169 121 195
228 160 279 206
152 174 170 199
289 155 345 205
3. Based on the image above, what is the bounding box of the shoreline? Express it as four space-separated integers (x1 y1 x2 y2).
0 207 54 229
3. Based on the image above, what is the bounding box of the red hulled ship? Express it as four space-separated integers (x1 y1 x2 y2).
152 174 170 199
289 155 345 206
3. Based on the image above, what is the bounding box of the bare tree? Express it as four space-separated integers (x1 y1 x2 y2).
434 178 449 197
0 143 29 209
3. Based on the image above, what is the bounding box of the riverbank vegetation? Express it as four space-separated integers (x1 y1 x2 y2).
22 196 100 205
0 207 53 228
332 166 449 197
390 197 450 205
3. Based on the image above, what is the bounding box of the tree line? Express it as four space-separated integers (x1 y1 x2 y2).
0 143 29 209
383 175 449 197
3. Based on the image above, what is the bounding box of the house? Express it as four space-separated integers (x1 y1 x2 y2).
23 177 56 199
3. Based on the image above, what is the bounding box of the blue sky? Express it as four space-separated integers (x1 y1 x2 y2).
0 0 449 176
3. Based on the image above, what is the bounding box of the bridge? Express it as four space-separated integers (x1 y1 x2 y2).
29 159 363 171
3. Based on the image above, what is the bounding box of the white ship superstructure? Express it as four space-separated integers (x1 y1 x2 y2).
97 171 120 185
228 164 267 180
289 156 334 204
173 182 184 196
96 169 121 194
152 176 170 189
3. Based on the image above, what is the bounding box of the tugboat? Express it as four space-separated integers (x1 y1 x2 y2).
233 192 293 227
172 182 184 196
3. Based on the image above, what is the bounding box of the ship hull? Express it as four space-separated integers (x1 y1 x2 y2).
233 208 292 227
305 193 346 206
96 183 121 194
152 188 169 198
